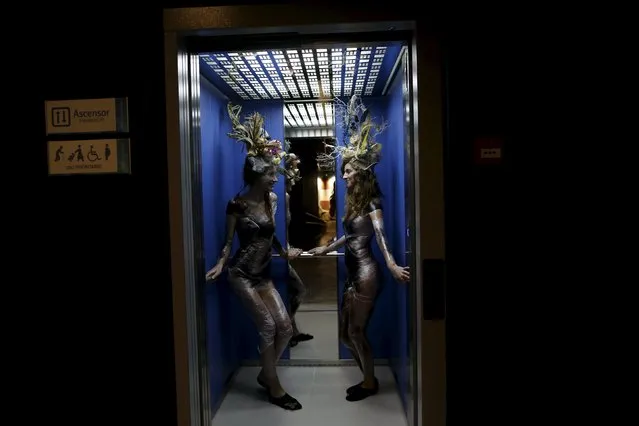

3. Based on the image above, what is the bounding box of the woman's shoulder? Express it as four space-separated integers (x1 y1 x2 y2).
364 197 383 214
226 197 248 215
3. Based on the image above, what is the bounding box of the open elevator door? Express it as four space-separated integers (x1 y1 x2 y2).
165 8 445 426
188 30 417 418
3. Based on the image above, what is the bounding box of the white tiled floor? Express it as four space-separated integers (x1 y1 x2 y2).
290 311 339 360
211 366 407 426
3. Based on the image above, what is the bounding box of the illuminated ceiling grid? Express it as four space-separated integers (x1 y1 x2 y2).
283 102 334 128
200 46 390 101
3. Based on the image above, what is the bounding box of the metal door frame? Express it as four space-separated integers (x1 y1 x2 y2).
163 5 446 426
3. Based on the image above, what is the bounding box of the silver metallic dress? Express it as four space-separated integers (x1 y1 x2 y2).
224 193 293 374
340 199 390 383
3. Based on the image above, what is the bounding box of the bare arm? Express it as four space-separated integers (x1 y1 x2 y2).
369 209 396 268
325 235 346 252
309 235 346 255
273 235 286 257
369 208 410 282
216 214 237 268
269 191 289 257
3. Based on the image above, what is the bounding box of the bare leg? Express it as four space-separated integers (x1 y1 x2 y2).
288 265 313 344
258 280 294 364
229 275 292 398
343 278 378 402
255 281 302 410
347 288 376 388
287 265 305 335
340 289 363 373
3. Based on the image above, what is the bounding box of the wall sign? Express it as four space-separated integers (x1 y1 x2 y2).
48 139 131 175
473 137 503 165
45 97 129 135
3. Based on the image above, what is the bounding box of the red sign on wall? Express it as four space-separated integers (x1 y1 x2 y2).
473 137 503 165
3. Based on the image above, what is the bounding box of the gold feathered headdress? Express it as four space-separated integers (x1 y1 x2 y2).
227 103 287 173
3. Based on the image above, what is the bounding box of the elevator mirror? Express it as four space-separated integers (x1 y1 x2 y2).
284 136 339 360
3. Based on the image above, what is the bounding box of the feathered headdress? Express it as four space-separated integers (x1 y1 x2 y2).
321 95 387 170
227 103 287 173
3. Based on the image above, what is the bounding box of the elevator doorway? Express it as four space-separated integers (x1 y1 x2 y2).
164 6 445 426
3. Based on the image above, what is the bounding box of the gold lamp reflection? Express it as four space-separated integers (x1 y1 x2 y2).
317 175 335 219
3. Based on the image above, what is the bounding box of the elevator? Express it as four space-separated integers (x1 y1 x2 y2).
164 6 445 426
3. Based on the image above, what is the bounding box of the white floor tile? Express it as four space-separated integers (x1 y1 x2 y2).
212 366 407 426
290 311 339 360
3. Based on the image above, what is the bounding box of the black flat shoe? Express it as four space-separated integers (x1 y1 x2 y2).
346 381 363 394
269 393 302 410
295 333 314 342
289 333 314 347
346 380 379 402
347 377 378 395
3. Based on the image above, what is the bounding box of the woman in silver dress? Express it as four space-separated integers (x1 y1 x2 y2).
206 105 303 411
309 96 409 402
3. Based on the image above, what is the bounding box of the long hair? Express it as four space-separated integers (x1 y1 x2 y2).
342 158 382 219
242 156 273 218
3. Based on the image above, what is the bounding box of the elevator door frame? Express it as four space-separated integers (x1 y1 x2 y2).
164 6 446 426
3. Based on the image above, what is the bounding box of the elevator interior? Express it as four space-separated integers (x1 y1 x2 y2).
196 35 414 424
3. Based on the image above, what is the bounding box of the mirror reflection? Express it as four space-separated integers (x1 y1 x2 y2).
284 137 339 360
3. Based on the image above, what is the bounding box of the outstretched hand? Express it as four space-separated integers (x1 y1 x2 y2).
308 246 327 256
285 247 303 260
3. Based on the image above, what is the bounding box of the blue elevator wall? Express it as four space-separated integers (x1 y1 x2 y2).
384 68 409 410
334 107 348 358
232 100 290 361
200 77 244 411
335 94 406 362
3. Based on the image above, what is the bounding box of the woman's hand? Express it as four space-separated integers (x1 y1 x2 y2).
284 247 303 260
205 263 223 282
308 246 328 256
390 264 410 282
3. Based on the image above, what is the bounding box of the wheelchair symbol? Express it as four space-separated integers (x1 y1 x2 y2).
87 145 102 162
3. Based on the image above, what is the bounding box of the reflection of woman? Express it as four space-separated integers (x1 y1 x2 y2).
309 95 409 402
206 105 303 411
329 180 336 219
282 152 313 347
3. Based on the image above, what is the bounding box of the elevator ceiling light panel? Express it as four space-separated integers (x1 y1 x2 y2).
199 43 404 102
283 102 334 128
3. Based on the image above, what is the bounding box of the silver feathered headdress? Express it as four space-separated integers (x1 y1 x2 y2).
320 95 387 170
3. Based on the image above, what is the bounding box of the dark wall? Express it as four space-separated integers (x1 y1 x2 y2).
27 2 533 425
35 7 176 426
443 28 540 423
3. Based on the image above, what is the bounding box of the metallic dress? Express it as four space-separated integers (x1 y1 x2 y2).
340 199 392 380
223 192 293 365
